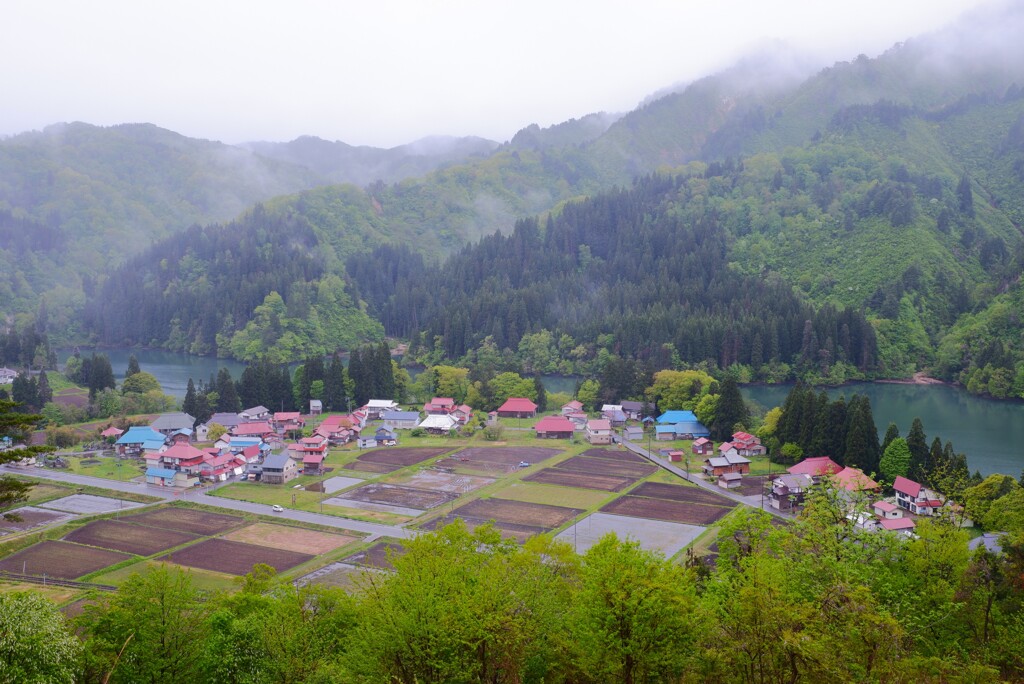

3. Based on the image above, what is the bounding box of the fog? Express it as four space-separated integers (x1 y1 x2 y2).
0 0 1008 148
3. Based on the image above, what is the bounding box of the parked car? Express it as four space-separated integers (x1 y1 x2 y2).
518 461 531 468
271 504 284 512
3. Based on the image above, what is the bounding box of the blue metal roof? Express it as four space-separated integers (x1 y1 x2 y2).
654 425 678 434
146 467 177 478
116 426 165 445
383 411 420 421
657 410 697 424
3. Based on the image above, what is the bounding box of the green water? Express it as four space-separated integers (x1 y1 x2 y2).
743 382 1024 478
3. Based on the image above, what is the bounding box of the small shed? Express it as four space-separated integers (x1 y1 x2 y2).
309 399 323 415
718 471 743 489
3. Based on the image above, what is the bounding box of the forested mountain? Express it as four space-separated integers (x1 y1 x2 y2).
242 134 499 186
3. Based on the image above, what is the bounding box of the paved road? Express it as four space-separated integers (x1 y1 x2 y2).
1 465 413 541
616 437 792 521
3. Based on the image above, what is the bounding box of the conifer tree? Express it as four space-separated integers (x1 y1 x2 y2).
710 377 748 441
906 417 929 479
215 368 240 413
182 378 198 418
36 370 52 407
881 423 900 454
533 376 547 413
126 354 141 378
843 395 881 475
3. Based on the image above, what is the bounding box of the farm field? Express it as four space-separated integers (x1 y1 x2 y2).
337 483 457 510
341 540 406 570
223 523 358 554
629 481 735 507
434 446 562 474
0 540 131 579
123 508 244 535
63 519 198 556
555 455 657 479
92 560 237 593
38 494 144 515
161 538 314 575
555 512 706 557
389 470 494 494
425 497 582 542
601 496 733 526
0 507 75 535
343 447 451 474
493 482 610 510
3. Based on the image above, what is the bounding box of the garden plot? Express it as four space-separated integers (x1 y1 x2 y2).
0 506 75 535
162 538 313 575
524 469 634 492
340 540 406 570
434 446 562 473
37 494 144 515
0 540 131 579
555 455 657 479
123 507 243 535
64 519 198 556
329 483 457 513
629 481 735 507
555 512 705 556
224 523 358 554
423 498 581 542
343 447 450 474
393 470 494 493
579 448 650 463
601 497 733 525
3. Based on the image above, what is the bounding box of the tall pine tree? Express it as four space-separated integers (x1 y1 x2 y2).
906 417 929 480
710 377 748 441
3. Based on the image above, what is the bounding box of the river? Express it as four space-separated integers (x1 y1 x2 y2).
742 382 1024 478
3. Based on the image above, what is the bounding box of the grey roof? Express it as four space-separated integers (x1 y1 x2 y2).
208 412 242 428
383 411 421 421
242 405 269 416
776 473 813 490
620 401 643 412
150 412 196 431
262 452 292 469
968 532 1006 554
720 472 743 481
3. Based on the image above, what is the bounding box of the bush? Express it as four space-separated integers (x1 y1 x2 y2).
411 428 425 438
482 425 504 441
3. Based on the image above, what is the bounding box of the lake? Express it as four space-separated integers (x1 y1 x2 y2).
743 382 1024 478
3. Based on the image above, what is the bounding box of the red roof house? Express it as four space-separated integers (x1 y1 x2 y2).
691 437 714 456
788 456 843 481
497 397 538 418
231 422 274 438
831 467 880 493
423 397 456 414
534 415 574 439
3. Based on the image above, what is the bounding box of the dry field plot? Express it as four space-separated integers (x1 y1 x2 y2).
435 446 562 473
162 538 313 575
494 483 610 509
556 455 657 479
423 498 582 541
601 497 733 526
735 476 769 496
224 523 358 554
64 520 198 556
38 494 143 515
555 512 706 556
124 507 244 535
629 482 735 507
341 540 406 570
393 470 494 493
524 469 635 492
0 507 75 534
580 448 649 463
343 447 450 474
0 540 131 579
341 483 457 510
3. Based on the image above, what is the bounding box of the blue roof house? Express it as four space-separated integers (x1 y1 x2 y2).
657 410 698 424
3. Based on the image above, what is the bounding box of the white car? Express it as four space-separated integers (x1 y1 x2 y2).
271 504 284 513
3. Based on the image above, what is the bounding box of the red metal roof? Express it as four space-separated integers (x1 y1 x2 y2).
873 501 898 512
893 476 922 497
880 517 916 530
534 415 574 432
831 467 879 492
498 397 538 413
788 456 842 477
233 422 272 436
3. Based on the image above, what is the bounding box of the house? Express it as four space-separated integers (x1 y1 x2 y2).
878 517 917 536
535 415 575 439
272 412 305 434
788 456 843 483
357 436 378 449
363 399 399 420
893 476 946 516
497 397 538 418
602 408 627 428
100 426 124 439
731 432 767 457
586 419 613 445
673 421 710 439
115 426 166 457
623 426 643 442
208 412 243 429
145 467 178 487
601 404 622 414
566 411 589 430
374 426 399 445
382 410 421 430
240 405 270 422
150 412 196 438
318 415 359 445
768 473 814 510
655 425 678 441
260 452 297 485
718 471 743 489
873 501 902 519
620 401 643 421
417 413 459 435
288 435 327 460
657 410 697 424
309 399 322 415
194 423 209 442
302 453 325 476
691 437 714 456
423 397 456 415
160 442 207 476
453 404 473 424
668 450 684 463
701 450 751 477
561 400 583 416
0 367 17 384
231 422 275 439
831 467 880 494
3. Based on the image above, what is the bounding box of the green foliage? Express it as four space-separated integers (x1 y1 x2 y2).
120 371 161 395
0 591 81 684
880 437 912 483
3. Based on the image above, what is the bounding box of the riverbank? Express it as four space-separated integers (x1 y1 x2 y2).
876 371 947 386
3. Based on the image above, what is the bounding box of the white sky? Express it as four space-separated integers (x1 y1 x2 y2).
0 0 995 148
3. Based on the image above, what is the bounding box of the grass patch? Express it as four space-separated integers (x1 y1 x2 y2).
61 456 146 482
211 482 411 525
492 482 611 509
0 580 81 604
91 560 238 592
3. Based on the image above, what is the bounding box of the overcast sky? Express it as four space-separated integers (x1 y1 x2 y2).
1 0 997 148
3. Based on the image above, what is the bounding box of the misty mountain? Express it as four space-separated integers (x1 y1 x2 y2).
241 134 499 186
506 112 623 152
